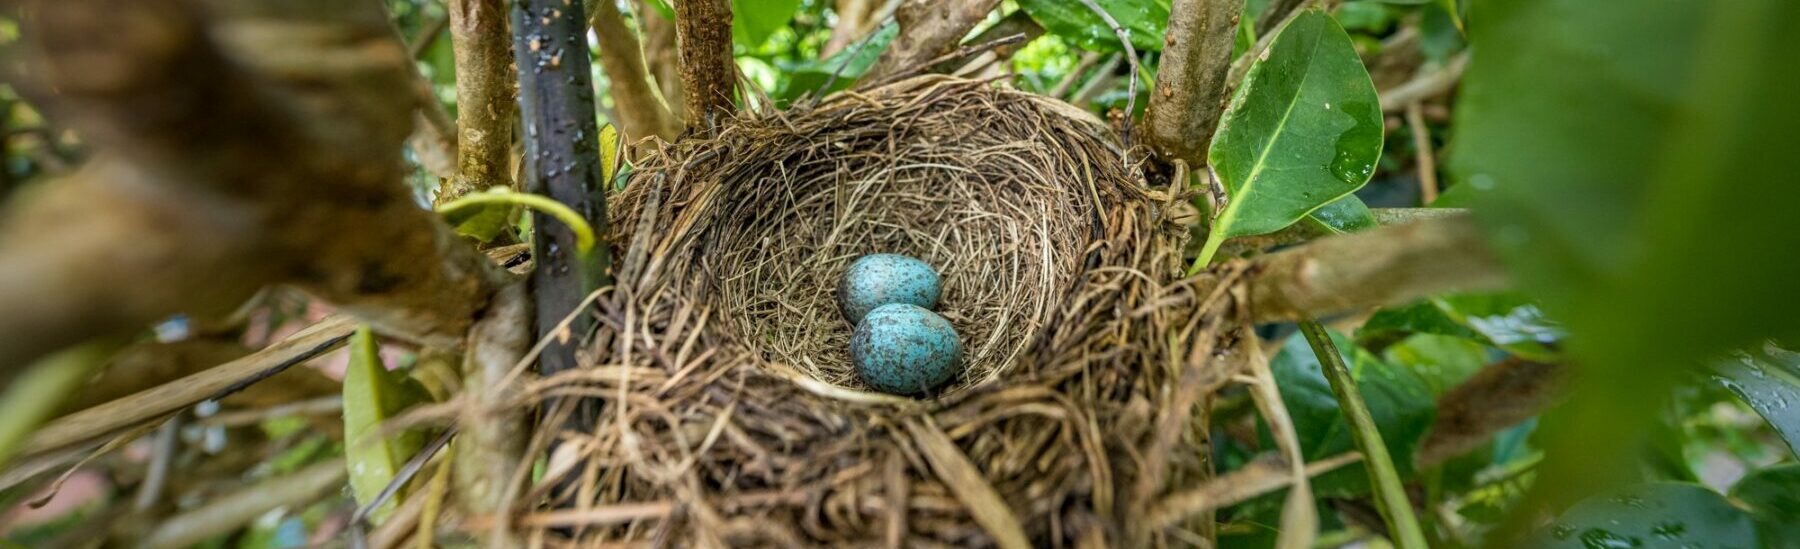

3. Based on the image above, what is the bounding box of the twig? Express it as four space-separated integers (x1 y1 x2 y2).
436 0 518 205
1379 52 1469 112
139 459 348 549
1074 0 1140 152
1298 320 1427 548
1240 326 1318 549
1149 452 1361 529
1405 102 1438 204
1049 52 1102 99
132 415 181 511
865 0 1002 81
197 396 344 428
22 316 353 457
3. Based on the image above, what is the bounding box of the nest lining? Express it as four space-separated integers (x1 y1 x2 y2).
699 94 1097 393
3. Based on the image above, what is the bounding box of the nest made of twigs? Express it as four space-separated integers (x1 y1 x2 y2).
527 76 1245 546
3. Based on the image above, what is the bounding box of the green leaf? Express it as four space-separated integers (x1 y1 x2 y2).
1016 0 1170 52
343 325 430 524
598 123 621 184
1433 293 1563 362
642 0 674 21
1524 483 1759 548
1303 193 1377 235
1268 329 1435 496
1358 301 1483 346
1710 342 1800 457
731 0 802 48
777 22 898 102
1195 11 1384 270
1730 463 1800 548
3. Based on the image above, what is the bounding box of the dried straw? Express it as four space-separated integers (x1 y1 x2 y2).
516 76 1244 546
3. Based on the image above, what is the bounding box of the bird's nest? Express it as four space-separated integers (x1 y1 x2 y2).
528 76 1251 546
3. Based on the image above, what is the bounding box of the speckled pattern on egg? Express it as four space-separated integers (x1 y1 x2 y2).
837 254 942 324
850 304 963 395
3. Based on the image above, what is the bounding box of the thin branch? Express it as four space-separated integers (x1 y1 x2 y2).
1074 0 1141 151
453 283 530 546
1298 320 1428 548
1416 358 1567 468
1405 102 1439 204
1145 0 1243 168
1238 214 1509 323
673 0 738 132
437 0 518 205
824 0 878 55
1050 52 1103 99
1149 452 1361 530
591 0 680 141
930 10 1045 75
139 459 348 549
865 0 1002 81
22 316 353 457
634 0 686 123
1380 52 1469 112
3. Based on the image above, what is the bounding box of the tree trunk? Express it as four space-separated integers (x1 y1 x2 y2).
439 0 519 203
674 0 738 131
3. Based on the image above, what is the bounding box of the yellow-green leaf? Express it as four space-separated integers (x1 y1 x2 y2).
343 325 429 524
598 123 620 185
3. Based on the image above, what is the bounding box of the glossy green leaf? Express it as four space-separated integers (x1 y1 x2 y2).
343 325 430 524
1524 483 1759 548
1710 342 1800 457
1016 0 1169 52
1196 11 1383 269
731 0 802 48
1268 330 1435 496
1451 0 1800 503
1434 293 1562 362
1303 194 1377 235
777 22 897 104
1730 463 1800 548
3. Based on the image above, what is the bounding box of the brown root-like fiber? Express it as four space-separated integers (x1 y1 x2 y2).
518 76 1250 546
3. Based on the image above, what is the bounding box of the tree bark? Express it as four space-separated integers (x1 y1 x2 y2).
511 0 612 377
674 0 738 131
866 0 1002 81
1145 0 1243 169
1238 214 1509 323
438 0 519 204
0 0 507 382
592 0 681 141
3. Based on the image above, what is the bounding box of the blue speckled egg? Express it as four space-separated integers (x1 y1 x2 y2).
851 304 963 395
837 254 942 324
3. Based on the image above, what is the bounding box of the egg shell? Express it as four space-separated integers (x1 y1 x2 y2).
850 304 963 395
837 254 941 324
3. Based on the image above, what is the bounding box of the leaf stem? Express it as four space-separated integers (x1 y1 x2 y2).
1297 319 1428 548
436 189 596 254
1189 229 1227 276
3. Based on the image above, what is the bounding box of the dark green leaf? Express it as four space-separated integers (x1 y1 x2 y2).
1198 11 1383 267
442 200 515 243
1334 2 1395 33
731 0 802 48
1434 293 1562 362
1524 483 1759 548
1016 0 1170 52
1710 342 1800 457
1730 463 1800 548
343 326 430 524
1358 300 1483 345
1269 330 1435 496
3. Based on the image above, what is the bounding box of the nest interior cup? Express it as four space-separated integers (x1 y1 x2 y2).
633 78 1103 394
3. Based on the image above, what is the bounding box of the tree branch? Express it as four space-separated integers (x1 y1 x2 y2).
824 0 878 56
865 0 1002 82
1416 358 1567 468
437 0 519 204
592 0 680 142
1145 0 1244 169
0 0 508 379
1215 207 1464 257
636 0 686 123
1236 214 1509 323
673 0 737 132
